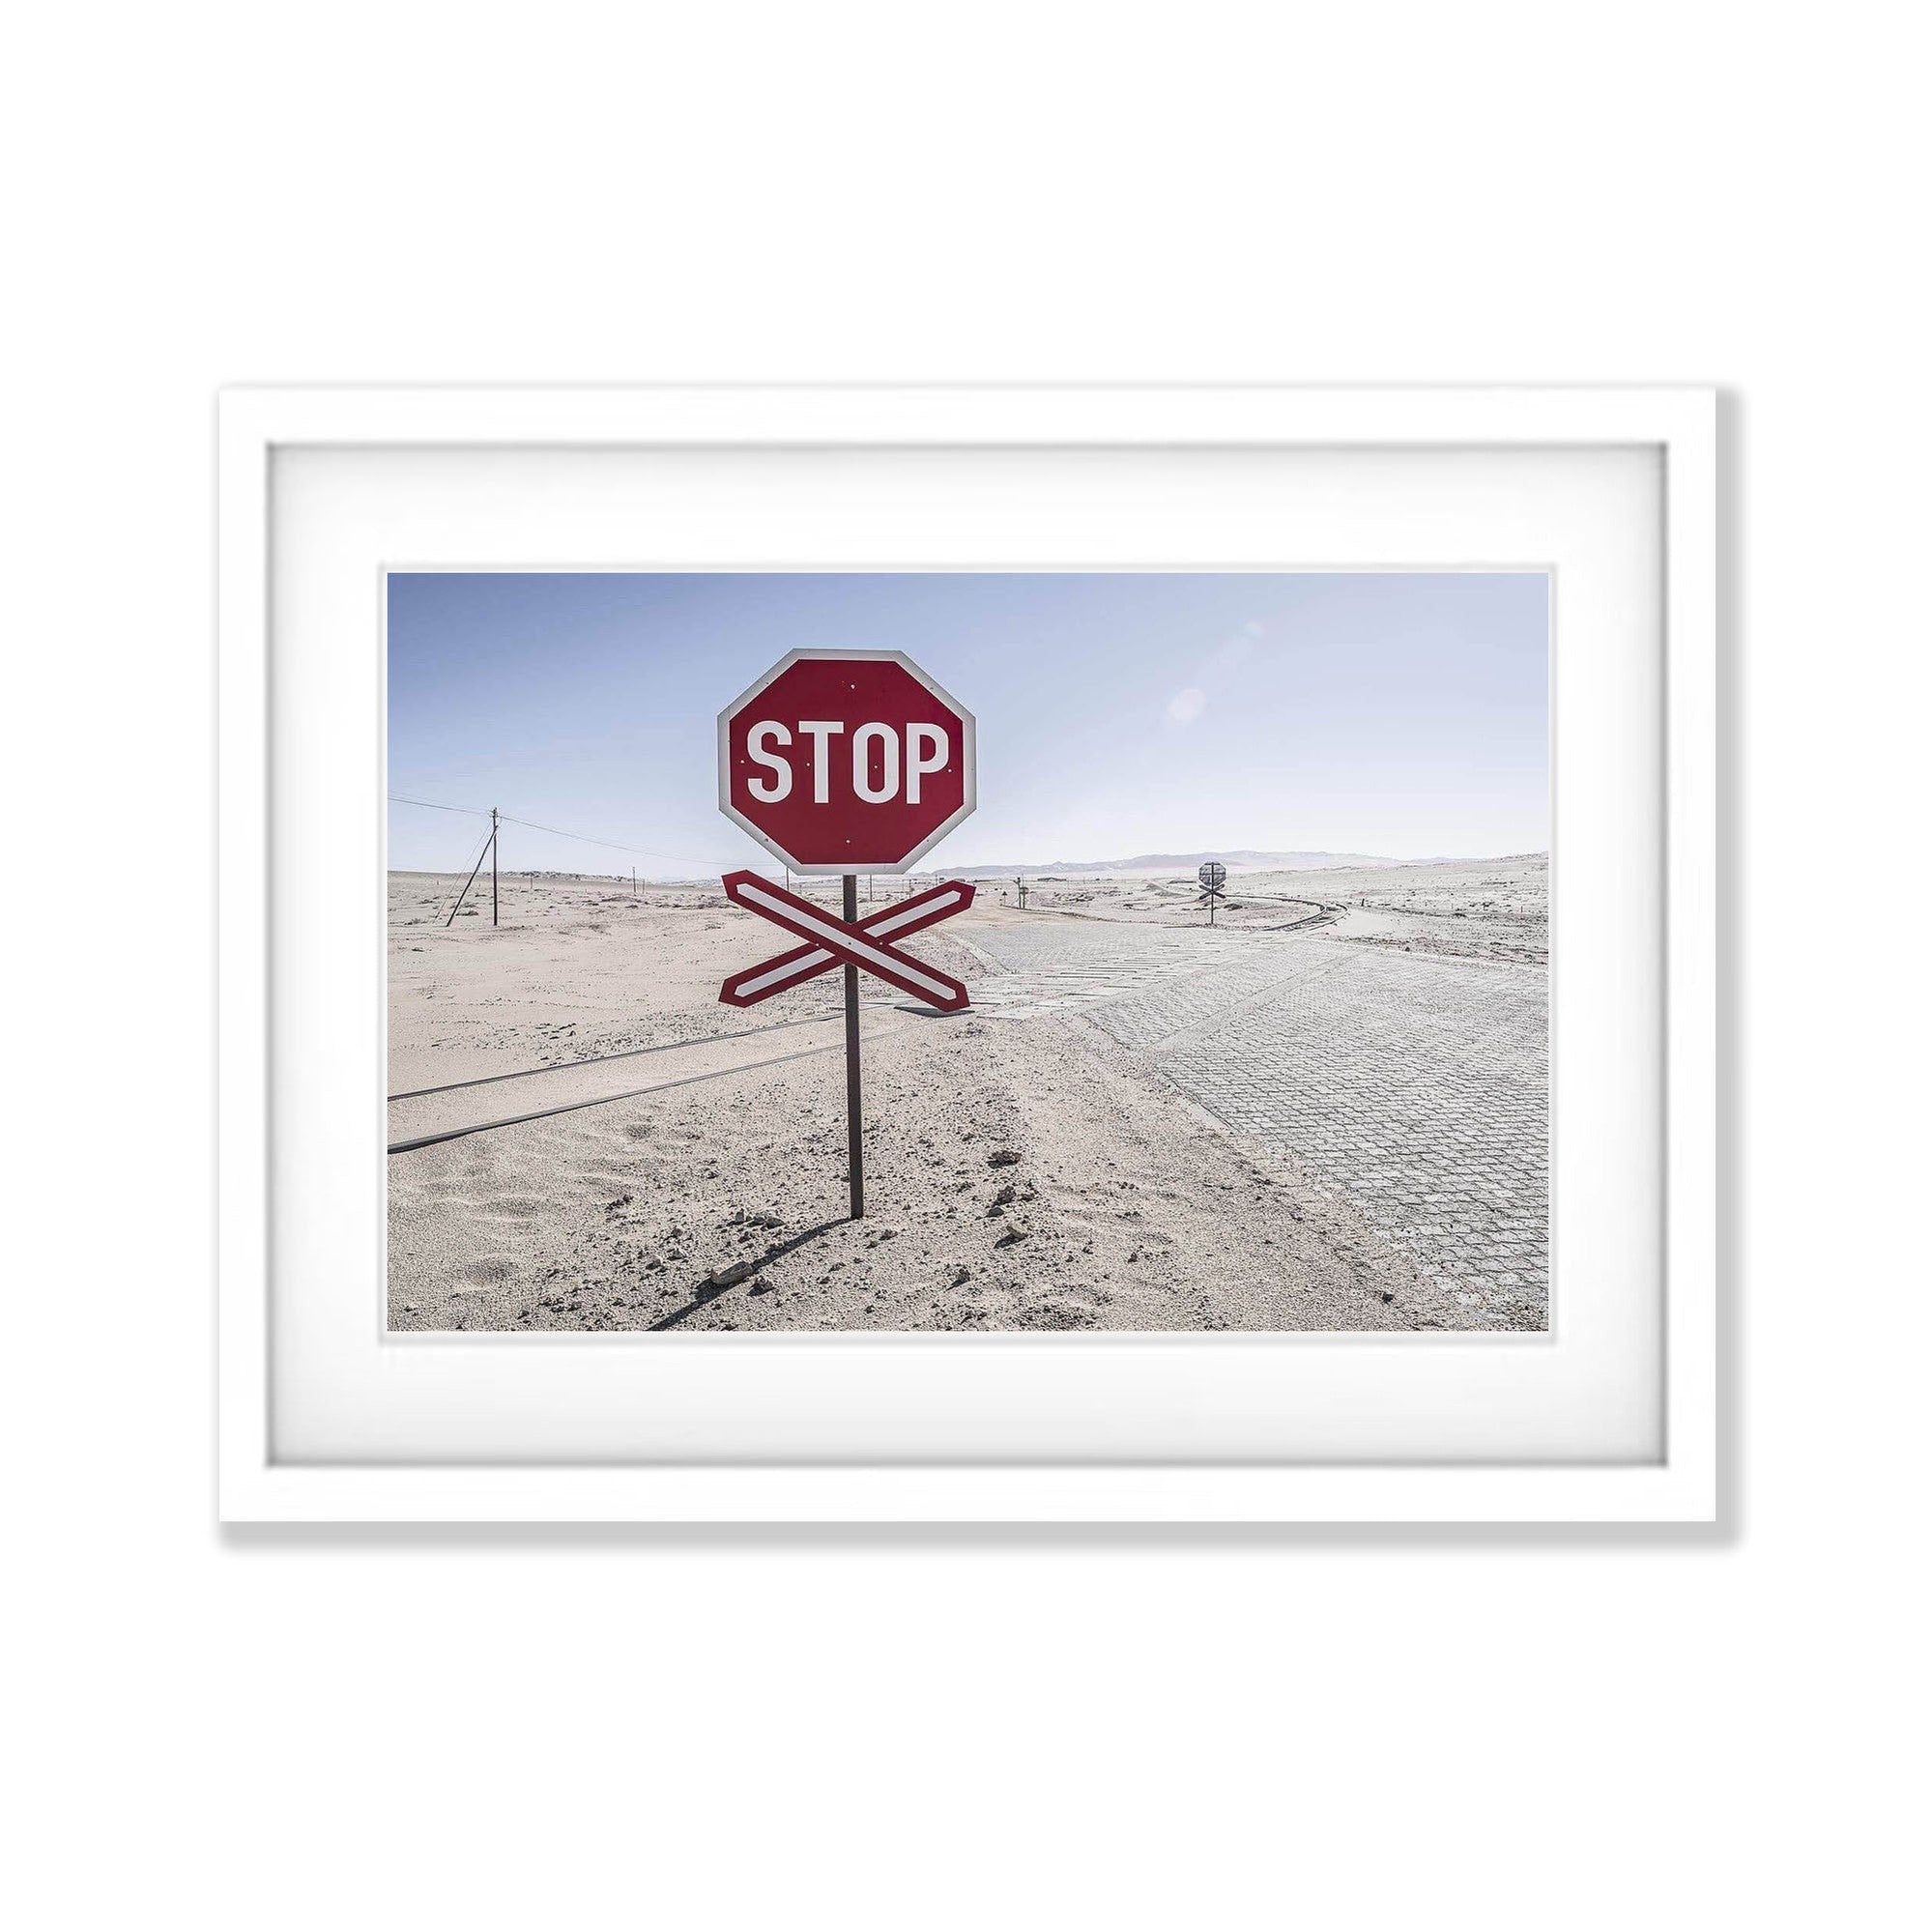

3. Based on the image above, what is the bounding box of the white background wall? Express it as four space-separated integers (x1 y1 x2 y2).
6 5 1923 1926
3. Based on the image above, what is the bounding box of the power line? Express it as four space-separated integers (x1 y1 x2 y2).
497 813 727 871
390 793 773 879
389 793 491 818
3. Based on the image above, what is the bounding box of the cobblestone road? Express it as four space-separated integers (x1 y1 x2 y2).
961 913 1548 1326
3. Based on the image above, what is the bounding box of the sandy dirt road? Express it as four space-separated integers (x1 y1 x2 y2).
387 873 1435 1332
962 898 1548 1328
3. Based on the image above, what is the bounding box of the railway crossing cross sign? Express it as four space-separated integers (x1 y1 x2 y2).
716 649 977 1220
1198 858 1227 926
719 871 974 1012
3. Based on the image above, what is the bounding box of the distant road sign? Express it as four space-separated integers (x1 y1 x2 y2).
1198 860 1227 892
718 649 976 875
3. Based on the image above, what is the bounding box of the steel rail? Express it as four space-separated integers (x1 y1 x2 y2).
387 1024 908 1155
385 1005 897 1103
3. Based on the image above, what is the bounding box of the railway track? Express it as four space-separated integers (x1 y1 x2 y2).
387 1005 907 1154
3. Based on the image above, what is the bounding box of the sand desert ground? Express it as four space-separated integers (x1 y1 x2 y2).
993 855 1547 964
387 852 1548 1332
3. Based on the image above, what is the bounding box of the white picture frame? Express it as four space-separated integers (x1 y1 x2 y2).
218 385 1716 1523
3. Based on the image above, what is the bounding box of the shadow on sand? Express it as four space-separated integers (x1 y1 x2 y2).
648 1218 848 1330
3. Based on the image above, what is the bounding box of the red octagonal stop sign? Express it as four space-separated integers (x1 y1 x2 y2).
717 649 975 874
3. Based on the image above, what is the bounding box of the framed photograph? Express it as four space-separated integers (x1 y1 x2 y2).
218 386 1716 1521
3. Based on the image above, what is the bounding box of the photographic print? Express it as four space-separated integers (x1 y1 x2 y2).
387 570 1548 1334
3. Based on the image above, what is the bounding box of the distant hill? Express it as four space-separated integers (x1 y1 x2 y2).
954 850 1395 878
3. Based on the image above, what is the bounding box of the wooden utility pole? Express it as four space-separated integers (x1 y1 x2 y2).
446 820 494 928
843 873 865 1219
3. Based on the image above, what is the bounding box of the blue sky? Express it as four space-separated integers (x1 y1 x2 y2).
387 571 1547 877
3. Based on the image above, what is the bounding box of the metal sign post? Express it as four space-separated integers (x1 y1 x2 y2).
715 649 978 1220
842 873 864 1219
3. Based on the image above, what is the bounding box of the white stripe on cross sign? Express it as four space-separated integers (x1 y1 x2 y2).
719 870 975 1011
724 882 974 1002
